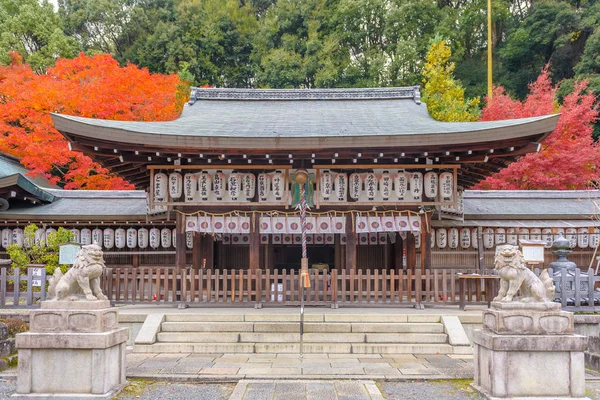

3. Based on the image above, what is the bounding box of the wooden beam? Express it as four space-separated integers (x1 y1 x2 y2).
193 233 202 269
175 212 186 273
345 214 356 273
406 233 416 273
249 213 260 272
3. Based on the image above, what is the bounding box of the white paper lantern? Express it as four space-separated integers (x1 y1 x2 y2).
243 173 256 200
439 172 454 202
430 229 436 248
1 228 11 248
258 173 271 201
530 228 542 241
349 173 362 200
103 228 115 249
198 172 212 201
172 228 176 248
506 228 518 245
154 172 168 202
68 228 80 244
577 228 589 248
184 173 197 202
186 231 193 249
495 228 506 245
542 228 553 248
379 172 392 200
566 228 577 248
460 228 471 248
424 172 438 199
161 228 172 248
365 173 377 200
321 171 333 200
149 228 160 249
409 172 423 201
395 171 408 200
46 228 57 242
272 171 285 200
138 228 149 249
227 173 242 201
80 228 92 245
518 228 530 242
483 228 494 249
472 228 479 249
126 228 137 248
168 172 183 199
93 228 104 245
115 228 126 249
448 228 459 249
414 232 421 249
213 171 226 200
34 228 46 246
12 228 24 247
335 173 347 201
436 228 447 249
590 228 600 249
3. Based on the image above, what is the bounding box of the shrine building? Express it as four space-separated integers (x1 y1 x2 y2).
41 86 572 274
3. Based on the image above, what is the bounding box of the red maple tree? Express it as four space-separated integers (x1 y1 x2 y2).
0 53 187 189
475 67 599 190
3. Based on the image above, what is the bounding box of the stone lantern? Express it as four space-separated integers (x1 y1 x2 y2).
548 234 578 271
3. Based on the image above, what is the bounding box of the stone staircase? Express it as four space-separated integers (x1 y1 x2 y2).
133 314 472 355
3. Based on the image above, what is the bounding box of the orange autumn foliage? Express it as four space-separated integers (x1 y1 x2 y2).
475 68 599 190
0 53 188 189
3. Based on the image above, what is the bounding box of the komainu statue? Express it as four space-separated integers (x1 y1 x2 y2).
48 243 108 301
493 244 555 303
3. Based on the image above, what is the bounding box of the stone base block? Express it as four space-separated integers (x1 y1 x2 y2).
473 329 588 399
13 304 128 400
484 303 574 335
471 383 590 400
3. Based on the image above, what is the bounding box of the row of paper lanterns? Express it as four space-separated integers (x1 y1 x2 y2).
153 170 455 203
430 227 600 250
0 228 195 250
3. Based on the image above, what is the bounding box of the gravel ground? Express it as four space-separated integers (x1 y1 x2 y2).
0 378 235 400
380 380 600 400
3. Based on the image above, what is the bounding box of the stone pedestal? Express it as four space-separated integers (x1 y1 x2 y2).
12 300 128 400
473 302 589 400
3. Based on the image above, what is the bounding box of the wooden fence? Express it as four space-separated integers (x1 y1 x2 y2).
0 266 48 307
101 267 496 307
548 267 600 311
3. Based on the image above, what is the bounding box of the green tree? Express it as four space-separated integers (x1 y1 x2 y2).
6 225 74 275
421 38 480 122
0 0 78 72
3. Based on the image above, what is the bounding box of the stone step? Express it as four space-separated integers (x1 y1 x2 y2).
164 314 245 322
239 332 366 343
133 342 255 354
352 343 454 354
351 323 444 333
161 322 254 332
255 342 352 354
252 322 351 333
365 333 448 344
156 332 240 343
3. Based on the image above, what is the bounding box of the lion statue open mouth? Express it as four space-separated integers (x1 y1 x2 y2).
493 244 555 303
48 243 108 301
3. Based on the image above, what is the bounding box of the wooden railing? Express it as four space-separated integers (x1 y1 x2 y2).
0 266 48 307
102 267 496 307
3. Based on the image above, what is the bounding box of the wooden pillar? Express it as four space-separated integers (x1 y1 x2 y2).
406 233 416 273
393 233 404 272
205 235 214 270
264 241 273 271
175 212 186 272
421 214 432 273
477 226 484 272
334 234 342 271
345 214 356 273
132 254 139 268
192 233 202 270
249 213 261 272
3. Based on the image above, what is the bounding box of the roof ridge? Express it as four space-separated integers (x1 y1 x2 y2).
188 86 421 104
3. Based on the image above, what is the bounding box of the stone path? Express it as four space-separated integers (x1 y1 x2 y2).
127 352 475 380
229 380 384 400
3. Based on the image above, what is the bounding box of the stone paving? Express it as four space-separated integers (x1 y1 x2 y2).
229 380 384 400
127 352 475 380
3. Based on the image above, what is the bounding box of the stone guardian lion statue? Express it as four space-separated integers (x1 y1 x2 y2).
493 244 555 303
48 243 108 301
